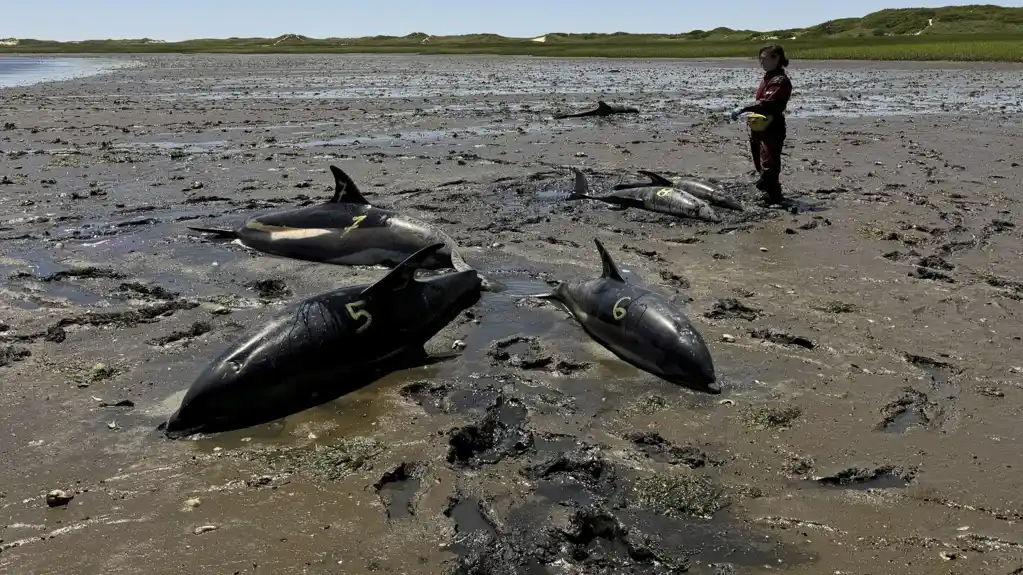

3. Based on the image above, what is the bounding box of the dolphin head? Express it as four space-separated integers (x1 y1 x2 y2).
400 268 482 334
631 297 719 394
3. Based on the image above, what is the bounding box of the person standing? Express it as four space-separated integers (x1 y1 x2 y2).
731 45 793 204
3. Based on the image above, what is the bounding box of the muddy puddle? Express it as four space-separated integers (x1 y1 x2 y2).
1 54 1022 575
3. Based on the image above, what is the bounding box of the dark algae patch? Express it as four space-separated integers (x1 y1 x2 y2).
249 437 385 481
813 465 917 490
631 471 729 519
626 431 722 468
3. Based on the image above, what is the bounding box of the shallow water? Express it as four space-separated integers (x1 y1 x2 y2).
0 56 135 88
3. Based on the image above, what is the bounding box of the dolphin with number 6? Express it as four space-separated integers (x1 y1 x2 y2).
567 167 721 223
187 165 499 290
160 243 482 438
524 238 718 394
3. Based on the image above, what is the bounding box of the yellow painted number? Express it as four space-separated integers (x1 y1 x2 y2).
342 215 367 236
656 188 672 197
612 296 632 321
345 300 373 333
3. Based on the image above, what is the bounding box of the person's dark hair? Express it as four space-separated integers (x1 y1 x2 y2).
758 44 789 68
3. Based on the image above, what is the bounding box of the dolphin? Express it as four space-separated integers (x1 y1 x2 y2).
187 165 500 291
161 243 482 438
567 167 721 223
553 100 639 119
614 170 743 212
525 238 718 394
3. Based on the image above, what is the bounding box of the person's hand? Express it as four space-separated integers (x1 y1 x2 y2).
729 108 743 121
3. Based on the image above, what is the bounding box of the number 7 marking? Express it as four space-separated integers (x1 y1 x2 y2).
342 215 367 236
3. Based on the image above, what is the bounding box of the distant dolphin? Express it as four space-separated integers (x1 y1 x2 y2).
525 238 718 393
187 165 500 291
161 243 482 438
614 170 743 212
553 100 639 119
567 167 720 223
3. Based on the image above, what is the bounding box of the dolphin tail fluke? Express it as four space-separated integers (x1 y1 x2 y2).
568 167 591 200
187 226 237 239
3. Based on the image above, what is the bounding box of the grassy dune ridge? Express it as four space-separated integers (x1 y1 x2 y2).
3 5 1023 61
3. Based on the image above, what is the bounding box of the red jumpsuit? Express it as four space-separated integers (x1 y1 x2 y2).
741 69 792 200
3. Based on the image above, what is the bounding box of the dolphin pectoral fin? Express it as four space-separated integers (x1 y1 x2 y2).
187 226 238 239
637 170 675 187
360 242 446 297
592 238 627 283
329 165 371 205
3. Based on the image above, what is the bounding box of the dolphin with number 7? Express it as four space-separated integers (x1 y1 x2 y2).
160 243 482 438
567 167 721 223
186 165 500 291
524 238 718 394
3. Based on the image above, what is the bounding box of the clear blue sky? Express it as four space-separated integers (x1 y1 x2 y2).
4 0 1022 41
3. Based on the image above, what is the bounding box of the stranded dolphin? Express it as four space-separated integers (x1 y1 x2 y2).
614 170 743 212
161 243 482 438
525 238 718 394
567 167 721 223
553 100 639 119
187 165 500 291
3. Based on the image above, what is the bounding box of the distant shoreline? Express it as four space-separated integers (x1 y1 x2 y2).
4 52 1023 70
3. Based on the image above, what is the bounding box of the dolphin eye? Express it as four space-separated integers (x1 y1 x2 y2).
228 360 242 373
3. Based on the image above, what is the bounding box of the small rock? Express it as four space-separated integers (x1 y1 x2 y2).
184 497 201 509
759 247 768 252
46 489 73 507
451 339 466 350
721 334 736 343
939 551 956 561
193 525 218 535
210 305 231 315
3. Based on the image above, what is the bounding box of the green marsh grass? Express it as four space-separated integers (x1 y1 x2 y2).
4 34 1023 61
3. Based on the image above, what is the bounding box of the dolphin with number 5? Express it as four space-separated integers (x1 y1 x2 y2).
566 167 720 223
186 165 500 290
160 243 482 438
524 238 718 394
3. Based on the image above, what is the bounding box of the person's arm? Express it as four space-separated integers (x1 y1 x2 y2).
740 76 792 116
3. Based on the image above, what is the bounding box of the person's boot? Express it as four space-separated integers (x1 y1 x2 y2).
763 172 783 204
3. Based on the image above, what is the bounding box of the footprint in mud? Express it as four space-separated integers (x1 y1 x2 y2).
625 431 723 469
374 461 425 521
485 335 590 375
910 254 956 283
447 394 533 468
245 278 292 300
116 281 178 301
524 445 622 507
147 321 213 347
749 328 815 350
0 345 31 367
812 465 917 490
703 298 762 321
876 387 943 433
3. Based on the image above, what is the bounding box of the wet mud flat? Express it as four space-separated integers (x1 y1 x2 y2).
1 54 1022 574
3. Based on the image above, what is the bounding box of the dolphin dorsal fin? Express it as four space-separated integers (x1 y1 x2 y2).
593 238 626 283
360 243 445 297
570 167 591 198
329 165 370 205
637 170 674 187
596 101 612 111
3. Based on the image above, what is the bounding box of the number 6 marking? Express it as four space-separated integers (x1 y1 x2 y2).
345 300 373 333
656 188 672 197
342 215 367 236
612 296 632 321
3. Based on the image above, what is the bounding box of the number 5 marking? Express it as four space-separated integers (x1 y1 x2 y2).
612 296 632 321
342 215 367 236
656 188 672 197
345 300 373 333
